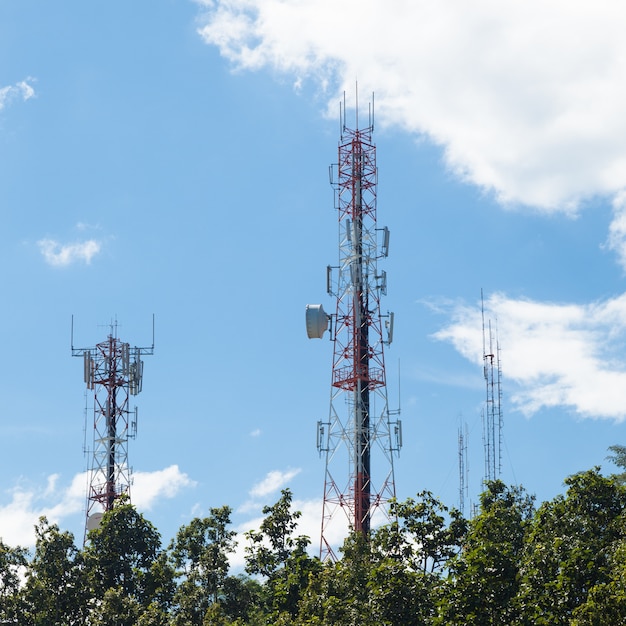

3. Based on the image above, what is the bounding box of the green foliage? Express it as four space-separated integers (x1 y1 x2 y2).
438 480 534 626
607 444 626 485
170 505 238 625
370 492 466 625
245 489 306 578
21 516 88 625
297 532 375 625
90 586 142 626
384 491 467 574
368 558 439 626
571 541 626 625
83 500 176 620
3 464 626 624
0 538 28 623
297 492 466 625
219 575 264 623
518 468 626 625
245 488 321 619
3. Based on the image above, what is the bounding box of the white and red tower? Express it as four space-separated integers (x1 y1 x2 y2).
306 96 401 561
72 321 153 539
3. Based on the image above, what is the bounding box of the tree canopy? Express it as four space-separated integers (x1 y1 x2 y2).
2 456 626 624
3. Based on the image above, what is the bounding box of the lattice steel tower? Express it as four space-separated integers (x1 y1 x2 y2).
306 95 401 561
72 320 153 539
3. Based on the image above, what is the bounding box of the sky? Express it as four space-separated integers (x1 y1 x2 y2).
2 0 626 566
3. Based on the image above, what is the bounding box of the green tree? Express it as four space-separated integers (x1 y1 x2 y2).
570 540 626 625
0 539 28 623
169 506 237 625
89 586 142 626
21 517 88 625
518 468 626 625
220 575 265 624
382 491 467 574
296 531 376 626
437 480 534 626
298 492 466 626
367 492 466 625
245 489 320 620
607 444 626 485
368 557 439 626
83 501 175 624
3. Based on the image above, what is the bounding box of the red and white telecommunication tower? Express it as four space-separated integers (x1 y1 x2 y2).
306 95 401 561
72 320 153 539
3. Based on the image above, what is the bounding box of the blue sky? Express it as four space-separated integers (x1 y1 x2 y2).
2 0 626 564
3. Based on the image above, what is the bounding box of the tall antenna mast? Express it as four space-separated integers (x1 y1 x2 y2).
306 93 401 561
481 292 502 483
72 317 154 541
458 420 468 516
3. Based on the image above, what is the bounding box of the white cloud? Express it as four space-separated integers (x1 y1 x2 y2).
434 292 626 421
198 1 626 212
131 465 196 510
0 488 43 548
75 221 101 232
606 191 626 271
0 473 86 547
249 468 301 498
16 80 35 101
42 472 89 521
0 78 35 111
38 238 102 267
0 466 194 548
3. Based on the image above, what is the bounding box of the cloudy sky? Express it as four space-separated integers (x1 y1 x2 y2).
2 0 626 562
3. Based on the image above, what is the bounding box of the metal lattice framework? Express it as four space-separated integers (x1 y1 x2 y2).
73 323 152 539
316 101 401 561
482 296 503 483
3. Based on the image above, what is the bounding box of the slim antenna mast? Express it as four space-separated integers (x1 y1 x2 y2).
458 420 468 516
481 292 503 483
